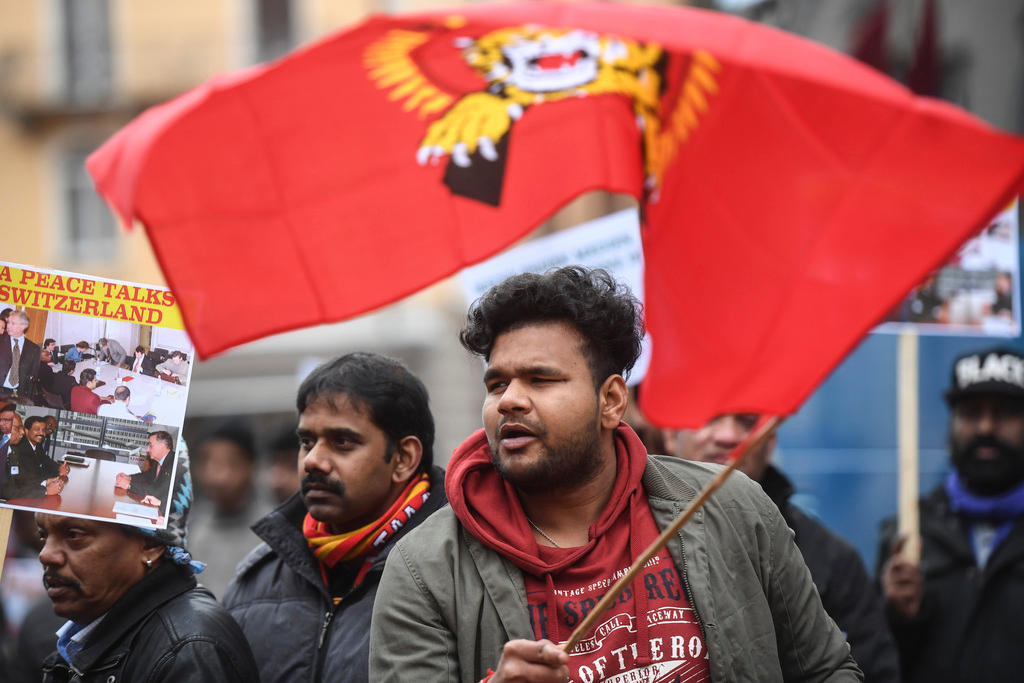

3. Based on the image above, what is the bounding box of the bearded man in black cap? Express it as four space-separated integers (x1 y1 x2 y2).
879 346 1024 683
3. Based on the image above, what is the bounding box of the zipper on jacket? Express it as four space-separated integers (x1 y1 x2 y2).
312 606 336 681
317 609 334 649
676 522 709 655
311 572 370 678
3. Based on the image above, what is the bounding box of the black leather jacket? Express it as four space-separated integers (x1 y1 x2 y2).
41 560 258 683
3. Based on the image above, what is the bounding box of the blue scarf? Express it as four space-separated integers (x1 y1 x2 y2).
946 471 1024 520
946 472 1024 563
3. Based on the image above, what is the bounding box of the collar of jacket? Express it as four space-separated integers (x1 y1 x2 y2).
250 465 449 598
924 485 1024 576
759 465 795 508
52 559 196 674
642 455 702 502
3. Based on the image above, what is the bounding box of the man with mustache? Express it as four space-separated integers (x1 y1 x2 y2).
3 415 68 500
224 352 447 682
37 445 258 682
879 346 1024 683
370 267 860 682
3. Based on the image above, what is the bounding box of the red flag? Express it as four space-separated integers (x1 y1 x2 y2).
87 3 1024 426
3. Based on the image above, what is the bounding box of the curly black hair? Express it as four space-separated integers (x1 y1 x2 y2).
460 266 643 385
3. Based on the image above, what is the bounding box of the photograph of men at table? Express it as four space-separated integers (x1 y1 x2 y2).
116 430 175 506
2 413 69 499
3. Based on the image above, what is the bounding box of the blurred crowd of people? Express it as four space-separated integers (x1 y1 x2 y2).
0 268 1021 682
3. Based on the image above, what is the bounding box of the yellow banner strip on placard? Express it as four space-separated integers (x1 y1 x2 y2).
0 264 185 330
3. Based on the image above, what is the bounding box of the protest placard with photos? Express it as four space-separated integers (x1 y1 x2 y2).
875 200 1020 337
0 261 195 530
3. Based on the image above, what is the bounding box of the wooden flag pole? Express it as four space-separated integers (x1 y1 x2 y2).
561 415 785 653
898 328 921 564
0 507 14 580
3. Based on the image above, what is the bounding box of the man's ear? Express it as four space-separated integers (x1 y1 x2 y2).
599 375 629 430
140 531 165 550
140 535 165 565
662 429 680 455
390 436 424 484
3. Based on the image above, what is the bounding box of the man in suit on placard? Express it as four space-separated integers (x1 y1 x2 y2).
97 337 128 367
0 403 17 499
42 339 60 364
116 430 175 506
0 402 15 451
3 415 67 499
50 361 78 409
129 346 157 377
0 311 41 398
0 409 24 501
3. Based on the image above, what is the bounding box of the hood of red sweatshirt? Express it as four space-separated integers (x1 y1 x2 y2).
445 422 649 577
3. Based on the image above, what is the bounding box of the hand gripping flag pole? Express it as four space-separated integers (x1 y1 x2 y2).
561 415 786 653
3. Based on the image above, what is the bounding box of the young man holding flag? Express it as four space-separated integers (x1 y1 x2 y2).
370 266 861 682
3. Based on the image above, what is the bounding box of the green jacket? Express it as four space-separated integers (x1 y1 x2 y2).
370 455 862 682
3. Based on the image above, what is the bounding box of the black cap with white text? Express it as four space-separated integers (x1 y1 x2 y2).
945 347 1024 405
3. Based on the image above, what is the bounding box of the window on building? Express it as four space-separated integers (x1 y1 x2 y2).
61 148 118 262
254 0 294 64
61 0 113 103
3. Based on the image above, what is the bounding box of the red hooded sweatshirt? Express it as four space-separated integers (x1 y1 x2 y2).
446 423 709 683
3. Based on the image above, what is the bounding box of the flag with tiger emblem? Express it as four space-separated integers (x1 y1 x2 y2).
87 3 1024 426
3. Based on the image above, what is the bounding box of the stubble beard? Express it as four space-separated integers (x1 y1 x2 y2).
489 410 605 494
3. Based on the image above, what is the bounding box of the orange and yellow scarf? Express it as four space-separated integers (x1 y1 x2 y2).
303 472 431 595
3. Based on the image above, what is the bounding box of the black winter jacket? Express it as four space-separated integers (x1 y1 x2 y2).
762 466 900 682
879 485 1024 683
223 465 447 683
40 560 258 683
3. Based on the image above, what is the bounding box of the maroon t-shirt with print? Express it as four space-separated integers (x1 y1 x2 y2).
524 496 710 683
